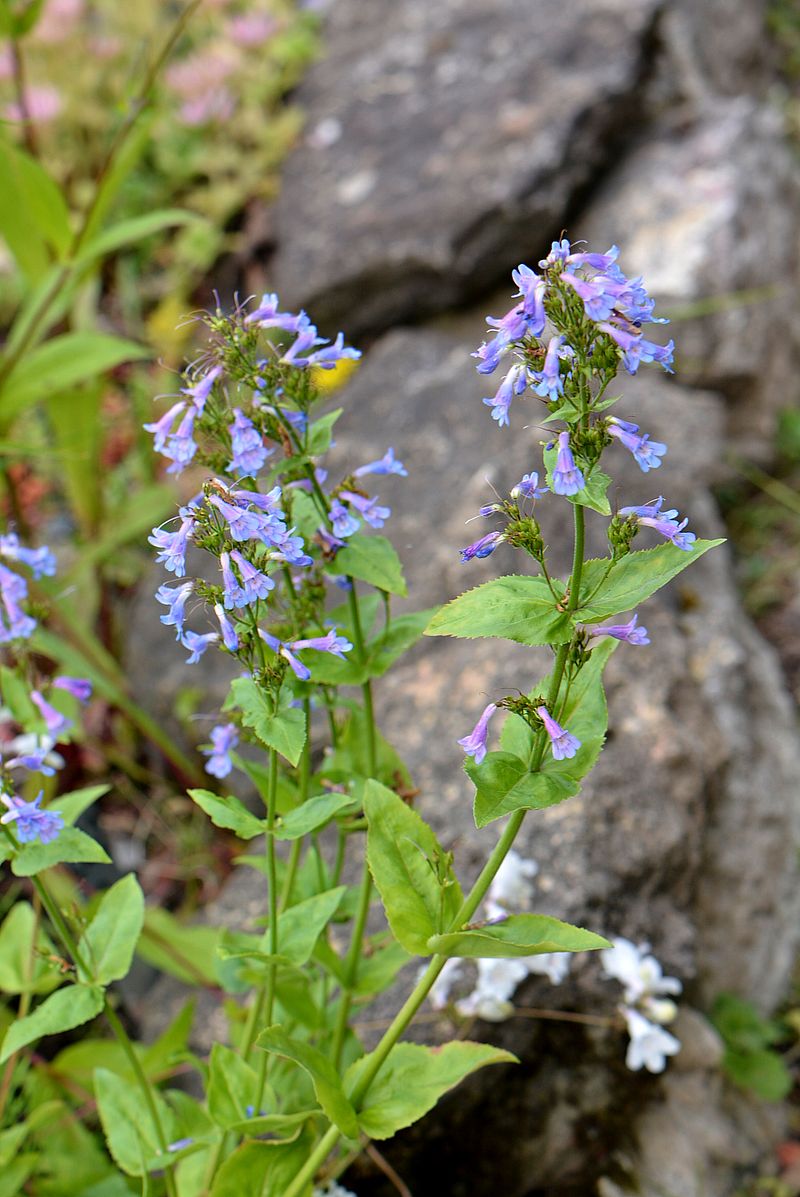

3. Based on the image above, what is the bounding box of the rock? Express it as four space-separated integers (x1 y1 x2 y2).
575 99 800 460
269 0 663 336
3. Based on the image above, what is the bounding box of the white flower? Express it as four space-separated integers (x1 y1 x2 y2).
455 957 529 1022
525 951 571 985
622 1007 681 1073
313 1183 358 1197
600 937 681 1009
485 849 539 917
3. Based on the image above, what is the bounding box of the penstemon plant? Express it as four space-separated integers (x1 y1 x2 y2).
0 239 723 1196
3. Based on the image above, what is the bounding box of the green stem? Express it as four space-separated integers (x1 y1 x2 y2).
279 699 310 912
283 503 589 1197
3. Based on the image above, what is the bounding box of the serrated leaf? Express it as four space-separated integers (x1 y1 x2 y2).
428 913 610 957
364 780 463 954
425 575 571 645
187 789 265 840
575 539 725 621
467 753 578 828
79 874 144 984
0 984 104 1063
226 678 306 766
327 533 407 596
346 1041 516 1139
256 1026 359 1138
275 792 357 840
12 827 111 876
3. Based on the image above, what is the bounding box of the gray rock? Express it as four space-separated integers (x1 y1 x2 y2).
269 0 663 336
575 98 800 460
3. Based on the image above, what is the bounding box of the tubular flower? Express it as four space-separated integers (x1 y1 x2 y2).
0 791 63 844
460 530 504 563
202 724 239 779
457 702 498 765
607 417 667 472
587 614 650 645
551 431 585 496
536 705 580 761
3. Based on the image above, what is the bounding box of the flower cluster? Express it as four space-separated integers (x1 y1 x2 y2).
0 533 92 847
601 937 682 1072
145 295 407 763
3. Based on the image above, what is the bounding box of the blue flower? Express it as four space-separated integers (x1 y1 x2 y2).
510 265 546 334
598 323 674 375
208 494 267 543
291 628 354 659
149 510 195 577
3 745 57 777
181 630 219 664
202 724 239 779
214 604 239 652
31 690 72 739
560 273 620 322
259 631 311 681
339 491 390 529
53 676 92 703
156 580 194 638
587 614 650 645
511 472 549 500
162 407 198 474
536 705 581 760
182 364 222 411
303 332 362 370
0 791 63 844
551 431 585 496
607 417 667 472
245 293 306 332
228 409 271 476
0 534 56 579
460 531 504 562
144 400 186 453
531 335 567 401
482 363 527 428
619 500 696 551
0 566 36 642
457 702 497 765
331 500 360 539
354 448 408 478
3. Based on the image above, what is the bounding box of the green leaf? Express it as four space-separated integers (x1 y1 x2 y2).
723 1048 792 1102
275 792 357 840
79 874 144 984
0 332 150 430
428 913 610 957
94 1067 175 1176
256 1026 359 1138
274 888 347 966
0 138 71 280
187 789 265 840
12 827 111 876
710 993 782 1052
346 1041 516 1139
543 446 612 515
0 902 59 995
56 784 111 827
306 407 342 455
226 678 306 767
0 663 37 722
575 539 725 622
0 983 104 1063
470 638 618 828
321 705 414 795
209 1135 313 1197
364 780 463 955
207 1044 259 1130
365 607 440 677
327 533 407 596
352 939 411 996
425 575 571 645
74 210 202 267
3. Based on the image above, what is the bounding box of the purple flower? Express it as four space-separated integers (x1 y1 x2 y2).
214 604 239 652
339 491 390 529
0 791 63 844
53 677 92 703
267 525 313 566
3 746 57 776
608 418 667 472
538 239 571 268
0 570 36 642
245 293 306 333
511 472 549 500
31 691 72 739
531 335 566 401
229 485 283 515
149 510 195 577
228 409 270 476
156 581 194 639
331 500 360 539
304 332 362 369
259 631 311 682
317 526 346 555
291 628 354 659
202 723 239 779
354 448 407 478
144 400 186 453
482 363 527 428
511 265 546 333
181 630 219 664
208 494 266 543
460 531 504 562
162 406 198 474
182 364 222 411
567 245 619 271
230 550 274 607
281 316 327 366
587 614 650 645
473 302 529 375
536 706 581 761
598 323 674 375
0 534 56 579
561 272 619 322
551 431 585 496
457 702 497 765
619 500 696 551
